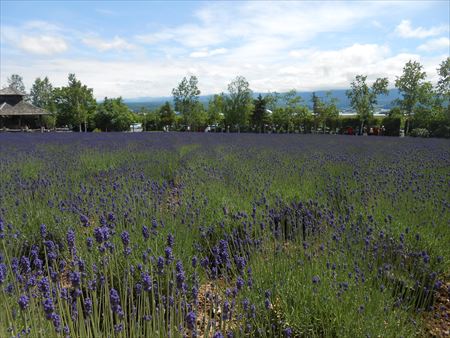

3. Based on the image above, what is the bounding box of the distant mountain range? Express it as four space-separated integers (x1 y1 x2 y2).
124 89 402 112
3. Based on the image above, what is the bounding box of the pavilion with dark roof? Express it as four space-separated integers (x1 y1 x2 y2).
0 87 50 130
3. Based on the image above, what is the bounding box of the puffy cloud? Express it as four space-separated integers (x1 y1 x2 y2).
189 48 227 58
3 42 443 99
82 36 135 52
418 37 450 52
18 35 68 55
1 21 68 55
395 20 448 39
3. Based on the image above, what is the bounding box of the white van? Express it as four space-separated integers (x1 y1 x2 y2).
130 123 143 132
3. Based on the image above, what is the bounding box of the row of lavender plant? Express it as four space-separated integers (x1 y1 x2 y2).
0 133 448 337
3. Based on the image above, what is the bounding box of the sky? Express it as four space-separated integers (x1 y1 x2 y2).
1 1 449 99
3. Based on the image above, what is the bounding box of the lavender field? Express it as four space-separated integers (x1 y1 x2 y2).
0 133 449 337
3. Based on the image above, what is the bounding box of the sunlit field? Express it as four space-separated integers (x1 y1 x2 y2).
0 133 448 337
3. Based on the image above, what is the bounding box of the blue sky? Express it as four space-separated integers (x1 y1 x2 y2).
1 1 449 99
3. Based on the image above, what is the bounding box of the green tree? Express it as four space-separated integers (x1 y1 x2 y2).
292 105 312 133
159 101 175 130
282 89 302 132
395 60 432 134
437 57 450 114
54 74 96 131
30 77 57 127
321 92 339 133
190 101 208 131
251 94 268 133
139 107 159 131
172 76 201 129
30 77 54 109
7 74 26 93
311 92 323 116
347 75 388 133
207 94 225 127
94 97 133 131
224 76 253 132
265 91 281 112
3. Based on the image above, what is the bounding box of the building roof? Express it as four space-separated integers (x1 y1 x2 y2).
0 101 50 116
0 87 26 96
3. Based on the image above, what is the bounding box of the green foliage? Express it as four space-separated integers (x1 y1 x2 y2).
54 74 96 131
265 91 281 112
94 97 134 131
223 75 253 130
172 75 201 128
159 101 175 129
382 116 401 136
410 128 430 137
437 57 450 99
207 94 225 127
189 101 208 131
30 77 57 127
346 75 389 130
251 94 268 132
395 60 433 134
138 107 160 131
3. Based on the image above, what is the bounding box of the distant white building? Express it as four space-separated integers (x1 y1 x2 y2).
130 123 143 132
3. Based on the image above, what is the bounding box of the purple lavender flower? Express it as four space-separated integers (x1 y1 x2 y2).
283 327 292 337
80 214 89 226
312 275 320 284
20 256 31 274
167 233 175 247
223 300 230 320
176 261 185 289
70 271 81 287
110 288 120 307
51 313 61 332
142 272 152 292
39 277 50 297
157 256 164 274
40 224 47 238
114 323 124 333
66 229 75 249
236 276 244 290
86 237 93 250
0 263 6 284
94 226 109 243
18 295 29 310
142 225 150 240
242 298 249 311
165 247 173 264
84 297 93 315
185 311 196 330
43 297 54 318
121 231 130 247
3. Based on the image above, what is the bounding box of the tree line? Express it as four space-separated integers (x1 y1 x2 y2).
4 57 449 137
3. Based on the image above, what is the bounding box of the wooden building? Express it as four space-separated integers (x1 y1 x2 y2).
0 87 50 130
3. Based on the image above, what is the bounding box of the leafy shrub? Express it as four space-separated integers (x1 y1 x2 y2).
382 116 401 136
410 128 430 137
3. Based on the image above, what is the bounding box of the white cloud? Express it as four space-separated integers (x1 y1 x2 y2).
2 2 447 98
418 37 450 52
3 42 444 99
1 21 68 56
189 48 227 58
82 36 135 52
395 20 448 39
135 1 387 49
18 35 68 55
